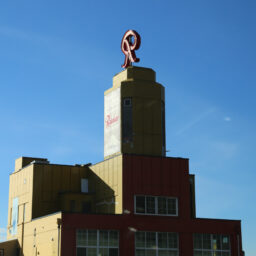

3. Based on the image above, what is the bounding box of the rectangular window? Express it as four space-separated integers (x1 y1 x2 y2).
135 231 178 256
135 196 178 216
135 196 145 214
122 97 133 143
81 179 89 193
82 202 91 213
77 229 119 256
193 234 231 256
146 197 155 214
158 197 167 214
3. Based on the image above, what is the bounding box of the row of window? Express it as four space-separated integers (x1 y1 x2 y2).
194 234 231 256
77 230 119 256
76 230 231 256
135 195 178 216
136 231 179 256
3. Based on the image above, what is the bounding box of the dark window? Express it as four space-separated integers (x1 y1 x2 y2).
122 97 133 143
158 197 167 214
136 196 145 213
203 234 211 249
167 198 177 215
135 232 178 256
82 202 91 213
77 248 86 256
135 195 177 216
193 234 230 255
146 232 156 248
109 248 118 256
158 232 167 248
146 197 155 214
212 234 221 250
124 98 132 106
222 236 230 250
77 230 119 256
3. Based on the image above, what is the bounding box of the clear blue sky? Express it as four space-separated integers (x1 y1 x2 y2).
0 0 255 254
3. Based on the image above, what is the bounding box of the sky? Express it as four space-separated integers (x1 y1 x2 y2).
0 0 255 254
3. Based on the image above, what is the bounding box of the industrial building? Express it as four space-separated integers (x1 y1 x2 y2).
0 66 244 255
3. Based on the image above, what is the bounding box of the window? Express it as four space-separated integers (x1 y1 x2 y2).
193 233 231 256
82 202 91 213
81 179 89 193
135 231 178 256
122 97 133 143
77 229 119 256
123 98 132 107
135 196 178 216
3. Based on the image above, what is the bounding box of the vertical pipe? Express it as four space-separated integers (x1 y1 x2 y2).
57 218 62 256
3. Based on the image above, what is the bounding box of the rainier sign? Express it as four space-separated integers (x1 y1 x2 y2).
121 30 141 68
104 88 121 158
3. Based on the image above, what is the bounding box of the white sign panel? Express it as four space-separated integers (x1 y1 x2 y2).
104 88 121 157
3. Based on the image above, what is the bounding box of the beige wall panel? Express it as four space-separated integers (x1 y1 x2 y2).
22 212 61 256
32 164 89 219
90 155 123 214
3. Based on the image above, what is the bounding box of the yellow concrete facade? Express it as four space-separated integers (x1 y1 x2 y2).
104 66 166 159
4 152 124 255
31 163 89 219
20 212 61 256
90 154 123 214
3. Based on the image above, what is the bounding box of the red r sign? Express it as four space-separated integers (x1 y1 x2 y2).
121 30 141 68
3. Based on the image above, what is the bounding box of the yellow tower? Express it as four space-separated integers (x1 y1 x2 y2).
104 66 166 159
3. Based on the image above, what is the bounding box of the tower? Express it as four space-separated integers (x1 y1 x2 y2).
104 66 166 159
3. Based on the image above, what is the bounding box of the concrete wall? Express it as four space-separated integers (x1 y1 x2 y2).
89 155 123 214
21 212 61 256
32 164 89 218
7 158 91 241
